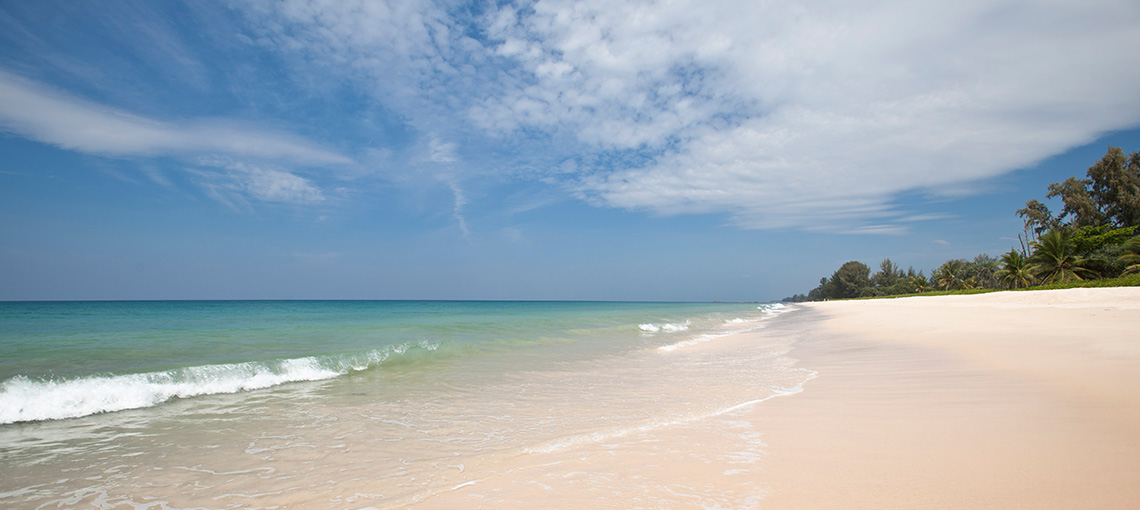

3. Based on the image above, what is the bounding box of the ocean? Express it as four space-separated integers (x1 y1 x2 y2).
0 300 812 508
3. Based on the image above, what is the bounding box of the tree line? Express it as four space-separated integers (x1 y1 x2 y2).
785 146 1140 302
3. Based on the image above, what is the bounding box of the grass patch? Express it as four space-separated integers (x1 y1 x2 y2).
1028 271 1140 290
852 272 1140 300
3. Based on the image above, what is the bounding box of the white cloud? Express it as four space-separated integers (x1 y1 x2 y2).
428 137 457 163
236 0 479 132
230 1 1140 231
139 165 174 188
897 213 955 223
186 160 324 207
446 179 472 240
230 163 324 203
475 0 1140 231
0 70 351 165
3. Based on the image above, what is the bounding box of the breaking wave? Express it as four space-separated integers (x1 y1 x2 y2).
638 320 691 333
0 341 440 424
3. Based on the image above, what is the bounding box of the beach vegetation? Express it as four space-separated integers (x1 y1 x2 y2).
872 259 901 288
1024 146 1140 231
787 145 1140 301
872 259 919 295
966 254 1000 289
995 250 1035 289
805 261 887 300
1028 229 1098 284
932 259 970 290
847 271 1140 300
1070 225 1137 254
831 261 874 298
1120 236 1140 275
905 273 932 293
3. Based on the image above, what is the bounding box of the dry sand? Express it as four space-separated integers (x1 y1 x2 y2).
757 287 1140 508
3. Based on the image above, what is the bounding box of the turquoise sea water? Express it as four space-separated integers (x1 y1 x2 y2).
0 300 782 424
0 300 810 508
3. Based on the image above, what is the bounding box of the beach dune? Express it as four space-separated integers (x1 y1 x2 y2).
756 287 1140 508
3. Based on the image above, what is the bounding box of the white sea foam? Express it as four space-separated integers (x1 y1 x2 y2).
758 303 790 314
657 306 789 352
638 320 691 334
0 342 434 424
657 332 736 352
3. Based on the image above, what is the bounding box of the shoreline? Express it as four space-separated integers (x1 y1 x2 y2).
4 292 1138 508
753 287 1140 508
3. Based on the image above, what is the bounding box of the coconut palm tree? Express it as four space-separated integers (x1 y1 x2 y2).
995 250 1035 289
1120 236 1140 275
961 276 979 290
907 274 931 293
932 259 967 290
1028 229 1096 284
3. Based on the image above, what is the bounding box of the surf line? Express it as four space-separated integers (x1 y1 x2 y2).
523 372 819 455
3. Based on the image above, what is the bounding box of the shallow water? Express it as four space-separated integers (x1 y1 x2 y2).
0 301 811 508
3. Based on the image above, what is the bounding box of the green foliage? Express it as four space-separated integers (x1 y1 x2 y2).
831 261 872 299
1028 229 1097 284
905 273 931 293
855 272 1140 300
966 254 1000 289
1023 271 1140 290
1069 225 1137 255
1047 176 1104 227
995 250 1035 289
932 259 969 290
872 259 916 295
792 145 1139 301
1016 199 1058 236
872 259 901 287
803 261 877 300
1120 236 1140 275
1034 146 1140 229
1086 147 1140 227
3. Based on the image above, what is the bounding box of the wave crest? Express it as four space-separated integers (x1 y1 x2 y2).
637 320 691 334
0 341 440 424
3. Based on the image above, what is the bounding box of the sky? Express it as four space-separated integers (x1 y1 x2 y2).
1 0 1139 301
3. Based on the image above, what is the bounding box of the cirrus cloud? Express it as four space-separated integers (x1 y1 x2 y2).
0 69 351 165
232 0 1140 231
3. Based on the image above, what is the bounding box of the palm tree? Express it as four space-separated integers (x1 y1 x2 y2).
967 254 1000 289
962 276 979 290
932 259 967 290
1028 229 1096 284
995 250 1035 289
1120 236 1140 275
907 274 931 293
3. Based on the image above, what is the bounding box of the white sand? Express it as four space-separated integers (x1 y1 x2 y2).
410 287 1140 508
754 287 1140 508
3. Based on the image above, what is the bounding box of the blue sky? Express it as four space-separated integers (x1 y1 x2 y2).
1 0 1139 301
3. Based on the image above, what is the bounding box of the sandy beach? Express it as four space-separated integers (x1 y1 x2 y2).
755 287 1140 508
4 291 1138 508
412 288 1140 508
